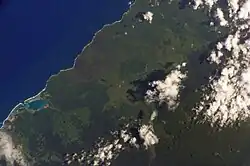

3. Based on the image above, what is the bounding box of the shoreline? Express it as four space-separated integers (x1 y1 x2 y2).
0 88 46 129
0 1 136 130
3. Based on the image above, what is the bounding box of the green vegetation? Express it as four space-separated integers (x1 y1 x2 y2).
5 0 237 165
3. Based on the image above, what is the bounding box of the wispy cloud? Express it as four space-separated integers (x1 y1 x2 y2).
0 131 29 166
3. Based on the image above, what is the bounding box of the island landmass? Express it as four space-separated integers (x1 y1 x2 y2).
2 0 250 165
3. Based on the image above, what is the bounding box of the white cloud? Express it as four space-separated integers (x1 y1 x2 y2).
228 0 239 15
139 125 159 149
65 121 159 165
238 0 250 19
65 136 124 166
145 62 187 110
215 8 228 26
0 131 29 166
65 109 160 165
192 0 219 10
178 0 250 127
194 29 250 126
143 11 154 24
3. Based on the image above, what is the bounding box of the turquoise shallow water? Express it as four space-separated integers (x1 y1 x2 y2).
24 100 48 110
0 0 130 122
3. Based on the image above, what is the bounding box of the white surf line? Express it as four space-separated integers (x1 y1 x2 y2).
0 1 136 129
0 88 46 129
0 1 137 166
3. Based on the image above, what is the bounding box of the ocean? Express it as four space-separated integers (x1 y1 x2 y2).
0 0 130 122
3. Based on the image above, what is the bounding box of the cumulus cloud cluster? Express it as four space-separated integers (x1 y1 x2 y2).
192 0 250 26
139 125 159 149
6 0 250 165
144 0 250 127
215 8 228 26
65 136 124 166
142 11 154 24
145 63 187 110
190 0 250 126
65 120 159 165
0 131 28 166
64 2 250 165
194 31 250 126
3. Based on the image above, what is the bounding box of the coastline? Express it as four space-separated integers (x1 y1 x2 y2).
46 1 136 79
2 0 250 164
0 0 229 165
0 1 136 129
0 88 46 129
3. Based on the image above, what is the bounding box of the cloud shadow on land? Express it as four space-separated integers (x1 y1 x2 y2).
178 0 194 9
0 158 7 166
177 35 229 106
126 69 167 103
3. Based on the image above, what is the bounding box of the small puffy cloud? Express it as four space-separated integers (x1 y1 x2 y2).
143 11 154 24
215 8 228 26
65 120 159 165
192 0 219 10
65 135 124 166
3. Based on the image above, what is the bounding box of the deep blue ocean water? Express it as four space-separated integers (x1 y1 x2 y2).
0 0 130 122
